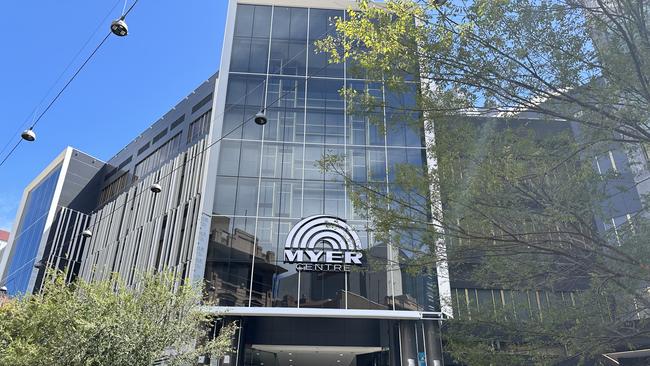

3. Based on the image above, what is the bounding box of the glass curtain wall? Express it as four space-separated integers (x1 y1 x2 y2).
206 4 436 311
3 166 61 295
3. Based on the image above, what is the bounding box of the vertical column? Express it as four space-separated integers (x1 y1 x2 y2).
423 321 443 366
209 317 243 366
399 321 418 366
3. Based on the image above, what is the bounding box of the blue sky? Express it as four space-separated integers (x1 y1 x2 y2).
0 0 228 231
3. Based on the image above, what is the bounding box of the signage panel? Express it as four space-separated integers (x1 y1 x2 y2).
283 215 364 272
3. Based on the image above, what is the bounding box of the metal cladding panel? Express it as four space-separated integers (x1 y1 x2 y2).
37 207 91 288
79 138 208 285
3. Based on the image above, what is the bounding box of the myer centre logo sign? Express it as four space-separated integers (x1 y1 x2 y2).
284 215 364 272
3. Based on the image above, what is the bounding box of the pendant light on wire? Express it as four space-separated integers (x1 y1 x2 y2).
111 0 130 37
21 128 36 142
150 183 162 193
254 109 268 126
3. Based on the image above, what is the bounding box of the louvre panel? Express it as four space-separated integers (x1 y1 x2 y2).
42 207 91 287
78 138 208 286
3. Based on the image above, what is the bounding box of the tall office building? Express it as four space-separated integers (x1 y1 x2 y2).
196 1 446 364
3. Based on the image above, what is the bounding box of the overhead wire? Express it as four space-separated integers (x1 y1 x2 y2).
0 0 124 159
121 0 129 17
0 26 344 287
0 0 142 170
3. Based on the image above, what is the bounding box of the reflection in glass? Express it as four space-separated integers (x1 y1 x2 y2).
204 216 286 307
209 4 439 311
308 9 344 77
264 109 305 143
235 178 259 215
5 166 61 295
307 79 344 109
260 143 303 179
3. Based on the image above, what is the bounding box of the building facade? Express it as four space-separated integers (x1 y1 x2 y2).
0 148 103 295
4 1 650 365
1 1 449 364
198 1 446 365
0 73 218 296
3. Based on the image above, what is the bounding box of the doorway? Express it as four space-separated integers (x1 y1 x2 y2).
243 345 389 366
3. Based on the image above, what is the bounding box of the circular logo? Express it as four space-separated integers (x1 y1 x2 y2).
285 215 362 251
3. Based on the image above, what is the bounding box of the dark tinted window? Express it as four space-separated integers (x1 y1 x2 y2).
170 115 185 130
192 94 213 114
118 156 132 169
137 142 150 156
152 129 168 144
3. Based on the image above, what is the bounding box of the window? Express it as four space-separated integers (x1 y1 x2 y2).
192 94 213 114
118 156 132 169
5 167 61 294
152 129 168 145
269 7 307 76
134 133 182 180
170 115 185 130
308 9 344 78
231 5 271 73
187 110 212 144
137 142 150 156
98 172 129 205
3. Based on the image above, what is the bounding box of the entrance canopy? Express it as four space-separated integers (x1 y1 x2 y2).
203 306 447 321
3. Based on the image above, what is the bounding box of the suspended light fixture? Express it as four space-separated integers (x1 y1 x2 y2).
254 110 268 126
111 17 129 37
21 129 36 142
111 0 130 37
81 229 93 238
0 286 7 293
150 183 162 193
34 260 45 269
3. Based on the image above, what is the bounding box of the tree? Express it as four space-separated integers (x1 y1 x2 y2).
0 271 235 366
318 0 650 364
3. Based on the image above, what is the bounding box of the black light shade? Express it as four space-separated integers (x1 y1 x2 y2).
254 110 268 126
150 183 162 193
111 18 129 36
0 286 7 293
21 129 36 142
82 229 93 238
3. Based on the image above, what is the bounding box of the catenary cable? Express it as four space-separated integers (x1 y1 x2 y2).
1 22 353 287
0 78 291 287
0 0 141 170
0 0 124 159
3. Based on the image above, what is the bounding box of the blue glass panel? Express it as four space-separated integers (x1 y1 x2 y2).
308 9 344 78
211 4 433 311
4 166 61 295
